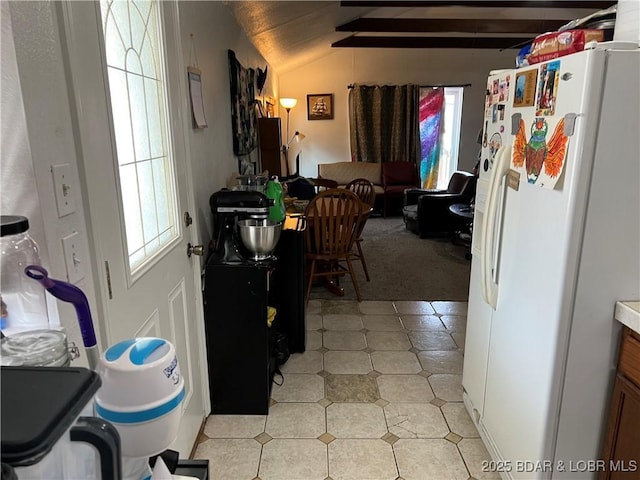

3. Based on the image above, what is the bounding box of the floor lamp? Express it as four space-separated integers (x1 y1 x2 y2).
280 97 297 177
287 131 306 176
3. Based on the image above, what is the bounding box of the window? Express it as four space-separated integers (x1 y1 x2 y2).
419 87 464 190
99 0 178 272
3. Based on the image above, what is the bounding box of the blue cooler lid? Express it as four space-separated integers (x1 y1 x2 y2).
104 337 169 365
0 367 101 466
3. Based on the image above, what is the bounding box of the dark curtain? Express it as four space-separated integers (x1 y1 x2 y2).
348 84 420 164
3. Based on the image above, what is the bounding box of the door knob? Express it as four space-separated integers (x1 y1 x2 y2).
187 243 204 258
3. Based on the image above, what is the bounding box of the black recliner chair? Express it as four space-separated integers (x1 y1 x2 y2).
402 171 476 238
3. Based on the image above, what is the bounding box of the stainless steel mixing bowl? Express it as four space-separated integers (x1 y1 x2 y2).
237 219 282 260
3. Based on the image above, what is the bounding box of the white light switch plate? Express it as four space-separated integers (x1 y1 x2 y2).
61 231 85 283
52 164 76 217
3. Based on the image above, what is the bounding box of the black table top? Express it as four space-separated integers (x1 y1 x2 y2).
449 203 474 219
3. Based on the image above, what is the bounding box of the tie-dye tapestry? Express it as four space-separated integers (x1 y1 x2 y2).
419 88 445 189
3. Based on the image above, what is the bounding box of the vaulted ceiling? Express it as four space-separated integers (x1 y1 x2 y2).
224 1 614 72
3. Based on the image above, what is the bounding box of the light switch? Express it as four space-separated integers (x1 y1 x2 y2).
61 231 85 283
52 164 76 217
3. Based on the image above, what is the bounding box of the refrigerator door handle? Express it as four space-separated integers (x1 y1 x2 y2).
491 173 508 286
480 146 503 306
481 144 511 309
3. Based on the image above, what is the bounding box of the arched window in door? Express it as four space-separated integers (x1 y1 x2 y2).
99 0 178 272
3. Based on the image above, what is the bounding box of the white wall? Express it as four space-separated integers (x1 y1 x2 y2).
1 3 47 260
279 47 515 178
179 1 276 244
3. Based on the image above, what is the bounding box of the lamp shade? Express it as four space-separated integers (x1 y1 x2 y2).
280 97 298 110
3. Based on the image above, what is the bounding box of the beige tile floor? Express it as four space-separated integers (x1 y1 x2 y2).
195 299 498 480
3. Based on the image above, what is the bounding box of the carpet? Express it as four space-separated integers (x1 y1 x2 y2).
308 216 472 302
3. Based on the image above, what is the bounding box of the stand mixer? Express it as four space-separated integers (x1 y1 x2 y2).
208 190 275 264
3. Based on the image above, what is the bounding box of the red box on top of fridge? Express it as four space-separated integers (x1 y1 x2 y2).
528 29 605 65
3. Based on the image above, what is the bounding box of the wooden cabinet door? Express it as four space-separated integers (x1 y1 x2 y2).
600 374 640 480
258 118 282 177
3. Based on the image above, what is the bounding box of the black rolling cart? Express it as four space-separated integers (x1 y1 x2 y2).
204 262 276 415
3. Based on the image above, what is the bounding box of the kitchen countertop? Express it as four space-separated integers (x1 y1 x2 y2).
615 301 640 334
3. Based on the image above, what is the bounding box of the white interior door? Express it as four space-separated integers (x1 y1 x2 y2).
59 0 208 456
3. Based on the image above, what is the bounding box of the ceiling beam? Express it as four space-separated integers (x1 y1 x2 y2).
336 18 567 34
331 35 531 49
340 1 615 8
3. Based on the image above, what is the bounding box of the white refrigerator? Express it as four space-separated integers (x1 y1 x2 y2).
462 42 640 480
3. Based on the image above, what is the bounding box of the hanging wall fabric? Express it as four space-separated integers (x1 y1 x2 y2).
228 50 257 156
419 88 445 189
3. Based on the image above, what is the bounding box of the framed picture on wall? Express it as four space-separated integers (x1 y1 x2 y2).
307 93 333 120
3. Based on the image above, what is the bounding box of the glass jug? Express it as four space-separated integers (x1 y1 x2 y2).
0 216 50 335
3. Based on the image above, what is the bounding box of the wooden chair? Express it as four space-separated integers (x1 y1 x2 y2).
345 178 376 207
346 178 375 281
304 188 363 302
